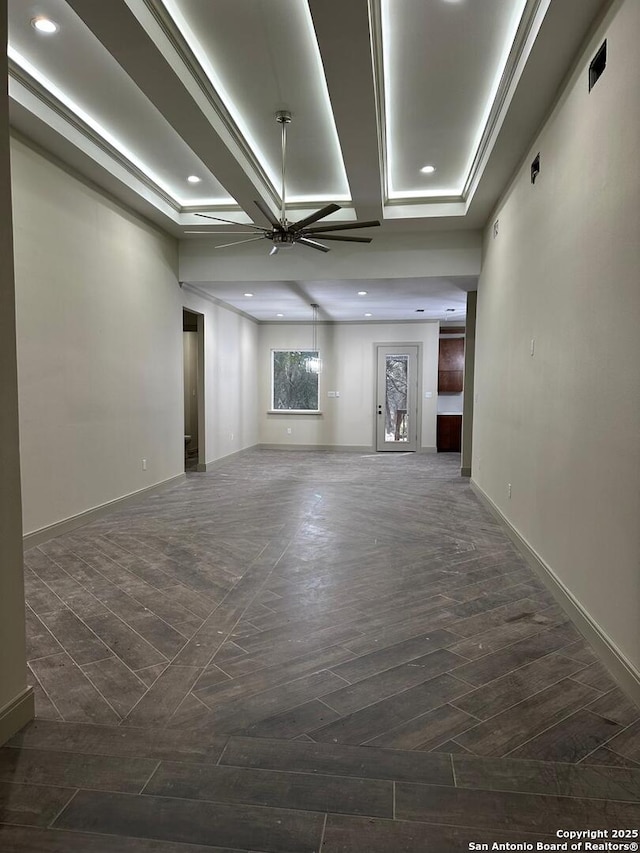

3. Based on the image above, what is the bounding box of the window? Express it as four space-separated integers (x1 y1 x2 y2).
271 350 320 411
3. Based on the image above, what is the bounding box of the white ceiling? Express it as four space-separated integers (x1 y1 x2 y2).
7 0 608 321
188 276 476 323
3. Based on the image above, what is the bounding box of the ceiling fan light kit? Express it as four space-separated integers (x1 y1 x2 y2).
196 112 381 254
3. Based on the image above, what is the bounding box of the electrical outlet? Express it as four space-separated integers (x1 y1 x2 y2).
142 458 147 471
508 483 512 499
287 427 292 435
493 218 499 238
230 432 234 441
530 338 535 357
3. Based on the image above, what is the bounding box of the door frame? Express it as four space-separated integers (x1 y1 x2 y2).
182 307 206 471
373 342 423 452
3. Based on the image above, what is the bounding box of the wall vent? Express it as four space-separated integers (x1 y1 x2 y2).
531 153 540 185
589 40 607 91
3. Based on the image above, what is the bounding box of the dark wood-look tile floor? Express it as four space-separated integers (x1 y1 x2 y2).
6 449 639 850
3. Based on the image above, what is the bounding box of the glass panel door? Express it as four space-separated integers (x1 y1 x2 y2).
376 345 419 451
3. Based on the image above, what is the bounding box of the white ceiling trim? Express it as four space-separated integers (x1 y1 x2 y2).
372 0 548 206
462 0 551 201
7 47 233 208
9 63 182 219
135 0 279 212
180 282 259 324
8 0 605 235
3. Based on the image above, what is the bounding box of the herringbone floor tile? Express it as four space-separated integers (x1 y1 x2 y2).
8 450 640 849
22 450 640 764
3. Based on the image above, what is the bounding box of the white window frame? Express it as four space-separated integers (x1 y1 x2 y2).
270 349 321 413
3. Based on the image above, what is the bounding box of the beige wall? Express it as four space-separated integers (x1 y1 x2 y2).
181 289 259 464
0 0 32 741
258 321 439 449
12 137 184 536
473 0 640 673
180 230 482 284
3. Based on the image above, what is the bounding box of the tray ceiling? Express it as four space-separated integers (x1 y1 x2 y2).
7 0 608 236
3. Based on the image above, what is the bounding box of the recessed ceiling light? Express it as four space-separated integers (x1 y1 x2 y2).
31 16 59 34
420 165 436 175
364 313 372 318
244 292 254 297
276 313 284 318
187 175 201 184
357 291 368 296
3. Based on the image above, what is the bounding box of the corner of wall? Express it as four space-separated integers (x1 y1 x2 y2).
0 688 34 746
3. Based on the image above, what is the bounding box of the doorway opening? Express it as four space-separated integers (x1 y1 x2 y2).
375 344 420 451
183 309 204 471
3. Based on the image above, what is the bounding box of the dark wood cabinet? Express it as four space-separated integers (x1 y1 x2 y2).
438 370 464 393
438 337 464 393
437 414 462 452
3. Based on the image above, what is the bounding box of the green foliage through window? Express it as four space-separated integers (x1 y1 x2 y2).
272 351 319 411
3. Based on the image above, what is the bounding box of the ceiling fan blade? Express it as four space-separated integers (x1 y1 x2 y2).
214 236 267 249
297 237 330 253
185 231 262 235
254 199 282 230
304 234 372 243
195 213 267 231
289 203 341 233
305 220 381 234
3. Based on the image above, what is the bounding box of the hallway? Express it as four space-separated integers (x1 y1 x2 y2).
2 451 640 850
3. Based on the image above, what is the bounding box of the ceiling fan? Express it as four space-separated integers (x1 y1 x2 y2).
187 111 380 254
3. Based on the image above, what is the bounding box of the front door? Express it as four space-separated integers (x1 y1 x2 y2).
376 345 419 451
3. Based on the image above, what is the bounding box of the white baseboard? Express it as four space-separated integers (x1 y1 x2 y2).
203 445 259 471
470 479 640 706
0 687 34 746
257 444 438 453
257 444 374 453
23 473 186 548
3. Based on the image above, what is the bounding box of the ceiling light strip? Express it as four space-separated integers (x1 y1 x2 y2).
373 0 543 205
300 0 352 202
140 0 279 211
462 0 548 200
146 0 351 207
8 55 182 211
371 0 462 203
368 0 390 206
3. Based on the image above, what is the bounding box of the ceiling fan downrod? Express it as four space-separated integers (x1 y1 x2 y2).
275 110 292 227
194 110 381 253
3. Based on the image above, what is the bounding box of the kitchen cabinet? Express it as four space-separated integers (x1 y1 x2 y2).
437 414 462 452
438 337 464 393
